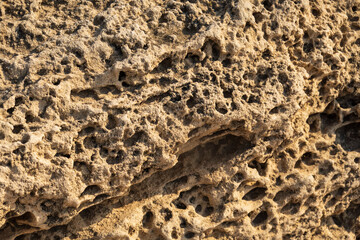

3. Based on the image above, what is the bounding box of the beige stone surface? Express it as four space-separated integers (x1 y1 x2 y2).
0 0 360 239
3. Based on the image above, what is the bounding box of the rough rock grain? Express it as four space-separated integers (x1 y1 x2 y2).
0 0 360 239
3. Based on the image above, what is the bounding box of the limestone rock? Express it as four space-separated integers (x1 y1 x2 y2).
0 0 360 239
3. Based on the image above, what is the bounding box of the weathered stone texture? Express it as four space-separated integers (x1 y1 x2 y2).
0 0 360 239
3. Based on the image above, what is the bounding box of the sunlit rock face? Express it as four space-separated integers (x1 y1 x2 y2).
0 0 360 239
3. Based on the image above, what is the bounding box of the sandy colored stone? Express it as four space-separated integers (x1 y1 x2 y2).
0 0 360 239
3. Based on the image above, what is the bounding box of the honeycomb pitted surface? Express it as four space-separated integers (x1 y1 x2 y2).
0 0 360 239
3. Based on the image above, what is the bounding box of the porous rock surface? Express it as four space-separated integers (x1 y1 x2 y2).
0 0 360 239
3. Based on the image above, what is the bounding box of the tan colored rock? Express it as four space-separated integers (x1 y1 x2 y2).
0 0 360 239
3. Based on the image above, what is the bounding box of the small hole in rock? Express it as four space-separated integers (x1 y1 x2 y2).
180 217 187 228
262 0 273 11
94 15 105 25
281 201 300 215
7 107 15 114
53 79 61 85
13 212 36 225
262 49 271 60
157 57 172 71
106 150 124 165
271 20 278 30
248 160 267 176
332 215 342 227
162 208 173 221
335 122 360 152
223 89 233 98
232 172 244 182
212 43 221 60
99 85 121 95
94 194 109 202
203 196 209 202
185 53 200 67
204 207 214 217
252 211 268 225
266 147 273 154
37 68 48 76
303 42 314 53
25 113 38 123
253 12 264 23
79 205 96 222
222 58 232 67
21 134 30 144
122 81 130 87
80 185 101 196
83 136 97 149
13 146 25 155
275 177 282 186
106 114 117 130
71 89 98 100
159 77 171 86
149 78 158 84
312 8 320 17
118 71 126 81
124 131 147 147
15 97 25 106
171 229 178 239
75 143 83 154
174 202 187 209
142 211 154 228
80 126 95 135
215 102 228 114
318 161 334 175
13 125 24 134
185 232 195 239
195 205 202 213
243 187 267 201
55 152 70 158
186 97 197 108
301 152 317 165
